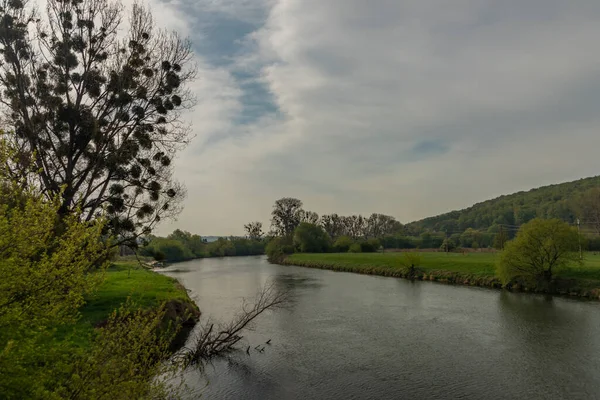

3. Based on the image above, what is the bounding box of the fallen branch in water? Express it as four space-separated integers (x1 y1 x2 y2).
175 280 289 368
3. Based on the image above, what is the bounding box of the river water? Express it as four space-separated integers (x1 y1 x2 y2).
159 256 600 400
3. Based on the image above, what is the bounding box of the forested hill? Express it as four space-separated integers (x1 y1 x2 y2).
406 176 600 234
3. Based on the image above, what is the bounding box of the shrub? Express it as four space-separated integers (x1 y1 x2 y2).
293 223 331 253
496 218 580 285
348 243 362 253
266 237 294 262
333 236 354 252
359 238 381 253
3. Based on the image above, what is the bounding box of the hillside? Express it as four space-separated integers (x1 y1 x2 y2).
406 176 600 234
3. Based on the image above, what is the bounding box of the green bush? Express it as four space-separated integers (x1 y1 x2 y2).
348 243 362 253
266 237 294 261
293 223 331 253
359 238 381 253
333 236 354 252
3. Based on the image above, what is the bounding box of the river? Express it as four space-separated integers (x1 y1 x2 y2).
159 256 600 400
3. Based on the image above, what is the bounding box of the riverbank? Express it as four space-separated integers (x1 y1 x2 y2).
67 260 200 350
281 252 600 300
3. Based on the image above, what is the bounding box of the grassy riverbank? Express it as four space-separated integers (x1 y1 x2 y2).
283 252 600 299
66 260 200 349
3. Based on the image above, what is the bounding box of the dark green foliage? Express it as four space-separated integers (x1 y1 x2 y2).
143 238 194 262
359 238 381 253
266 237 294 261
407 176 600 234
293 222 331 253
141 232 266 261
333 235 354 252
0 0 195 246
348 243 362 253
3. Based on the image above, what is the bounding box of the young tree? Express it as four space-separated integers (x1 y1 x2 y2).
497 219 581 284
244 221 264 241
0 0 196 246
270 197 303 237
293 222 330 253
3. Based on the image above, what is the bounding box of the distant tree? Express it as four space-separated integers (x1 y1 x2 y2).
341 215 367 239
493 229 509 250
440 238 456 252
333 235 354 252
576 187 600 235
243 221 264 241
293 222 330 253
320 213 344 239
270 198 304 237
0 0 196 246
420 232 433 248
299 210 319 224
365 213 402 238
497 219 580 285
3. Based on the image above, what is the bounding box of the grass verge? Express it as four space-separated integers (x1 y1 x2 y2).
283 252 600 300
65 260 199 349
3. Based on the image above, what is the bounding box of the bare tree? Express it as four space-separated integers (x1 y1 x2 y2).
0 0 196 246
176 281 290 367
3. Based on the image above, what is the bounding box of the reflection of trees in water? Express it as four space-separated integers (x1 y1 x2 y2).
497 291 589 354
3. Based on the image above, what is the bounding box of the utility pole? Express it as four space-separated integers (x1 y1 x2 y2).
499 225 505 250
577 218 583 260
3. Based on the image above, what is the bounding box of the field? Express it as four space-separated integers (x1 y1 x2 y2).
63 261 198 348
284 252 600 298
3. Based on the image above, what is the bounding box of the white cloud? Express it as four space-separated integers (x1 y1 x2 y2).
155 0 600 235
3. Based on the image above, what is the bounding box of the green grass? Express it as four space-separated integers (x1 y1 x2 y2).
63 260 192 348
285 252 600 297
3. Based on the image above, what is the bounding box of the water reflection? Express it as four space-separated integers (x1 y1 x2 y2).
160 256 600 400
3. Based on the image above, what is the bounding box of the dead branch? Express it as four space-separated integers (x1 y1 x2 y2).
174 280 289 368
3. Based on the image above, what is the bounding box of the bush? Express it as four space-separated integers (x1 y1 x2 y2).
440 238 456 252
359 238 381 253
144 238 194 262
348 243 362 253
333 236 354 252
266 237 294 261
497 219 580 285
293 223 331 253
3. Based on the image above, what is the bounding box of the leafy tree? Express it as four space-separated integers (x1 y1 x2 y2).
270 197 303 237
359 238 381 253
146 237 193 261
299 210 319 224
333 235 354 252
0 0 196 246
341 214 367 239
266 237 294 262
497 219 581 285
440 238 456 252
365 213 402 238
293 222 330 253
576 187 600 235
243 221 264 241
320 213 344 239
493 229 509 250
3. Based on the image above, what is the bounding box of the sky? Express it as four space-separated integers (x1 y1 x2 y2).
142 0 600 236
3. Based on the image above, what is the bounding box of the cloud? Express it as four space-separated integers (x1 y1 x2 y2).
151 0 600 235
